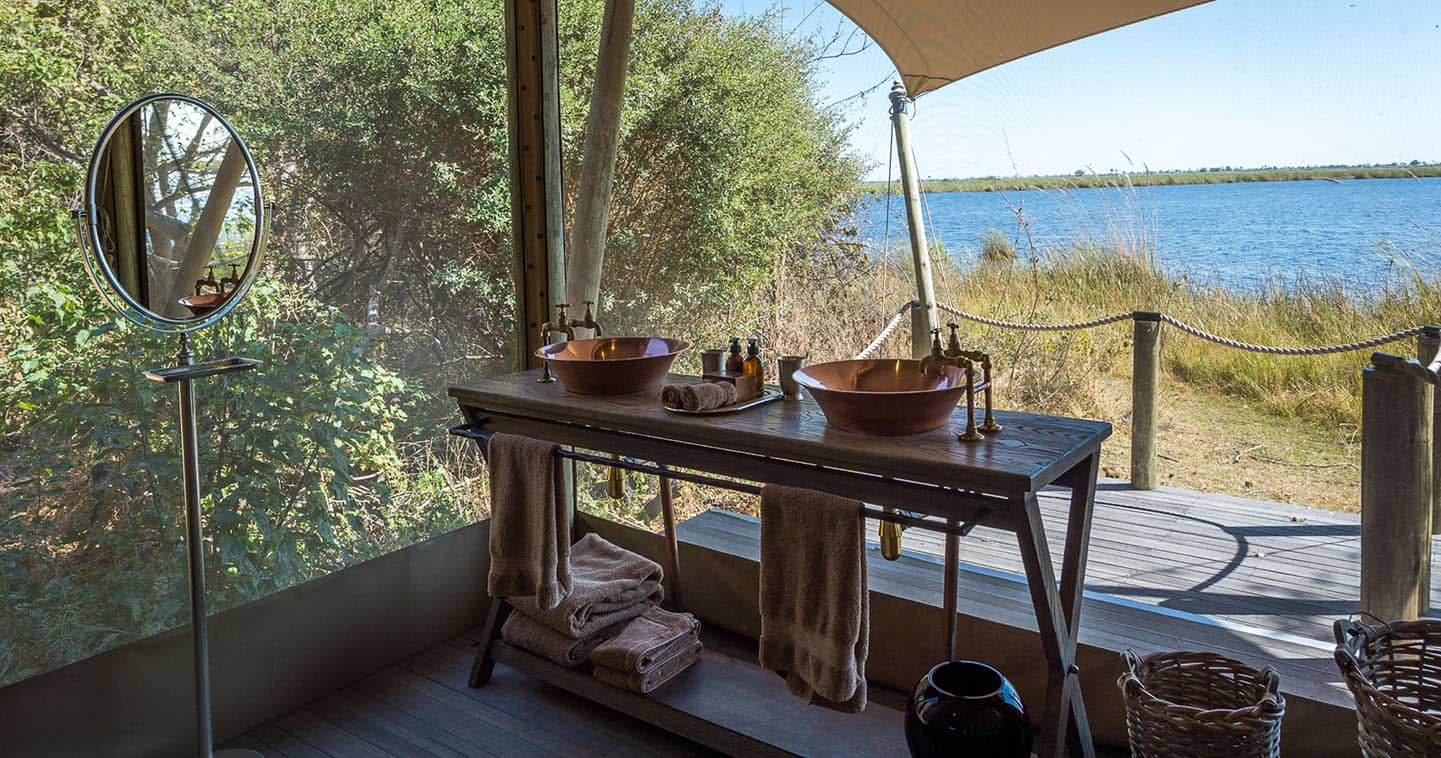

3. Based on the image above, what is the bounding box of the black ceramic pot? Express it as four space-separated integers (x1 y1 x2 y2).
904 660 1032 758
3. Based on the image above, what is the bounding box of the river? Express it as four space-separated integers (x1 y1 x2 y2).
854 177 1441 292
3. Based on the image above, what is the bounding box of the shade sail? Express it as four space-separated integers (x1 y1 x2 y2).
827 0 1213 96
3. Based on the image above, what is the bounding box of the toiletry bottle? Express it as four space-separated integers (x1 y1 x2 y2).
726 338 745 373
742 339 765 384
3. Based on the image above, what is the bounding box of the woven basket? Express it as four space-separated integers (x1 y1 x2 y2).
1334 618 1441 757
1118 650 1285 758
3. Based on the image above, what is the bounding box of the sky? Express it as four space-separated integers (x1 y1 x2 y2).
717 0 1441 180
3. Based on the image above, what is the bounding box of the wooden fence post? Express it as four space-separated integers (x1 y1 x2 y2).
1419 326 1441 535
1360 356 1433 620
1131 313 1161 490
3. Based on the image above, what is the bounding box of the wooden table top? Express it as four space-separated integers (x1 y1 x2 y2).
450 370 1111 495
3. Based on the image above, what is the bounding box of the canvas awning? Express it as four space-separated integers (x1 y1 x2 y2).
827 0 1214 96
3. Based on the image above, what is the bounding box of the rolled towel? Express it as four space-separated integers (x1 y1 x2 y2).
590 606 700 674
660 384 681 408
486 433 570 610
501 609 621 667
678 380 736 411
758 484 869 713
508 533 664 638
592 640 703 694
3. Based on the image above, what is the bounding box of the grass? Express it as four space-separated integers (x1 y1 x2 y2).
859 164 1441 194
582 239 1423 531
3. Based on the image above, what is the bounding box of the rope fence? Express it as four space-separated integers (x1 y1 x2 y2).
855 299 1433 359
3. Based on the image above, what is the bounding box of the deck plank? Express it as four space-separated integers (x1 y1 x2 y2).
683 480 1438 644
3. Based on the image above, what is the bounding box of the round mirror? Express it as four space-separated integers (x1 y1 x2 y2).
81 93 265 332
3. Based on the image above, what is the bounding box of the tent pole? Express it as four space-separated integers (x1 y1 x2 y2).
566 0 635 337
888 82 939 359
504 0 566 370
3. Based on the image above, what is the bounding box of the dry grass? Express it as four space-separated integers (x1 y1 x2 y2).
585 237 1435 527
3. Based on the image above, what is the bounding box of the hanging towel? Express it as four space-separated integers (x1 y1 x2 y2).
758 484 869 713
590 606 701 675
592 640 703 694
486 433 570 610
500 609 621 667
508 533 663 638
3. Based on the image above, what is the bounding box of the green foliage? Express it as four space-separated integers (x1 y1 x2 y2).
0 0 861 685
978 227 1017 263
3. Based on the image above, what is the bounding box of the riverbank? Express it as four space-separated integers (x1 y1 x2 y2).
859 164 1441 194
579 243 1437 530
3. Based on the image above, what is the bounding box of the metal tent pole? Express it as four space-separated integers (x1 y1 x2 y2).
888 81 939 360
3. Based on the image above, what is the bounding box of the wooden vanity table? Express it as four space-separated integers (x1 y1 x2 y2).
450 370 1109 758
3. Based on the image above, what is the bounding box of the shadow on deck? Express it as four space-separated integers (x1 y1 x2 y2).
891 480 1439 643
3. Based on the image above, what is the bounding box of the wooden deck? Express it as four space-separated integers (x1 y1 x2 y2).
222 629 719 757
884 480 1440 643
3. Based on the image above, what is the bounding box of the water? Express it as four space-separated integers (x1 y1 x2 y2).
855 177 1441 292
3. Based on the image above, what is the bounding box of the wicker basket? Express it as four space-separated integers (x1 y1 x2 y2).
1334 618 1441 757
1118 650 1285 758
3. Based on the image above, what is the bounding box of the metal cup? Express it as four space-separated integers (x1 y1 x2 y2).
700 348 726 375
778 355 805 399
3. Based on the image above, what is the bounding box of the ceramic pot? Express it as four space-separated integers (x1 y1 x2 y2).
905 660 1032 758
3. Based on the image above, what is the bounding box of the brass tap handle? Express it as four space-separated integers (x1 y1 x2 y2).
555 303 570 322
945 322 963 357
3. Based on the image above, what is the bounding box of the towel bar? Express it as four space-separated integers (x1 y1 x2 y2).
449 423 989 538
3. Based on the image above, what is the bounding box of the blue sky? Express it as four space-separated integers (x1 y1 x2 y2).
717 0 1441 180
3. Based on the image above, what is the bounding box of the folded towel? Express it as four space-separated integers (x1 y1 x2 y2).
486 433 570 610
663 380 735 411
593 640 703 694
508 533 663 638
501 609 621 667
758 485 869 713
590 606 700 674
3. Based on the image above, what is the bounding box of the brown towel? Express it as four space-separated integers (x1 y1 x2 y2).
660 384 683 408
667 380 735 411
590 606 701 674
508 533 663 638
501 610 621 667
593 640 703 694
758 485 869 713
486 433 570 610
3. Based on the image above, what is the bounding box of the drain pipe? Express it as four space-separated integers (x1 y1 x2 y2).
888 81 940 359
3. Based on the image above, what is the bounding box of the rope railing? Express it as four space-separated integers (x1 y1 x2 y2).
855 301 918 359
857 299 1433 359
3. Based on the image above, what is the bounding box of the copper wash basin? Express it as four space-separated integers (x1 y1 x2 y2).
177 292 227 317
793 359 967 435
536 337 690 395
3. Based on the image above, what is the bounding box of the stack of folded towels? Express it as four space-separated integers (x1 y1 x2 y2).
499 532 702 694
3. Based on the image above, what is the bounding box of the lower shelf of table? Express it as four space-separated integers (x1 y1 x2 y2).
489 639 908 757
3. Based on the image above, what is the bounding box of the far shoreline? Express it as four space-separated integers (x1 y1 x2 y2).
859 164 1441 194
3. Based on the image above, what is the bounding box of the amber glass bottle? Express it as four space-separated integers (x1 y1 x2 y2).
726 338 745 373
742 339 765 384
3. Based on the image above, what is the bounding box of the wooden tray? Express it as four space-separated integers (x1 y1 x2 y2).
662 388 783 415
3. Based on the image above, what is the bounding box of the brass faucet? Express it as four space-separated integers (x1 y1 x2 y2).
194 265 221 296
219 263 242 294
572 300 603 337
920 323 1002 441
537 303 576 383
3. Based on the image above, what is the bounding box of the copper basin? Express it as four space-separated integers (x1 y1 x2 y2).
178 292 227 317
536 337 690 395
793 359 967 435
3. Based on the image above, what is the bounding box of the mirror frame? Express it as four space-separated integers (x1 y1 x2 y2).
81 92 267 334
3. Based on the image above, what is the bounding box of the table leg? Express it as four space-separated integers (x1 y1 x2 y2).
942 518 959 661
469 599 513 687
1058 454 1099 754
658 472 684 609
1014 486 1095 758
